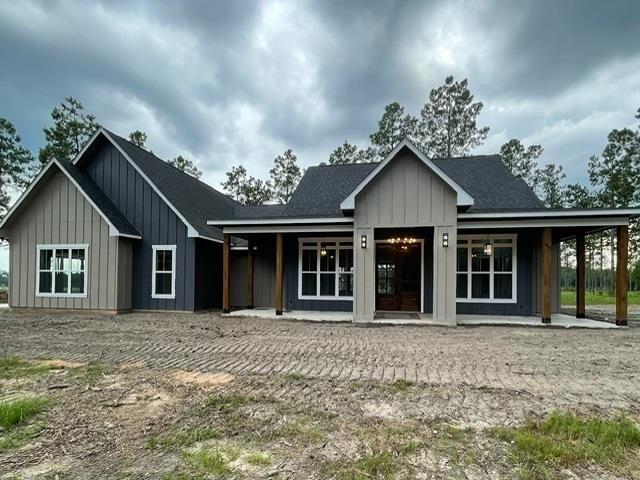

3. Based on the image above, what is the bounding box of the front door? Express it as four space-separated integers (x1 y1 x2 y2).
375 242 421 311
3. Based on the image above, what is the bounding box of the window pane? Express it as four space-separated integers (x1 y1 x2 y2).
302 249 317 272
39 250 53 270
339 273 353 297
55 249 69 271
156 250 172 272
456 274 468 298
494 247 512 272
340 242 353 248
320 249 336 272
71 249 86 271
320 273 335 296
38 272 52 293
155 272 172 295
71 272 85 294
471 248 490 272
471 274 489 298
302 273 316 296
494 274 512 299
339 249 353 272
54 272 69 293
456 248 468 272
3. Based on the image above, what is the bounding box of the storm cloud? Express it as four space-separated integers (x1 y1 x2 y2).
1 0 639 188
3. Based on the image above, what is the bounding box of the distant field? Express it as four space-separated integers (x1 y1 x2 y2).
0 287 7 304
561 290 640 305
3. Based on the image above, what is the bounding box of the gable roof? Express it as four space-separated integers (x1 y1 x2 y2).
74 128 241 242
0 159 141 239
340 139 475 210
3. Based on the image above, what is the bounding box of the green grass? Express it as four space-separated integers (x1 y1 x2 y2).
147 427 219 450
205 393 260 415
561 289 640 306
491 412 640 479
245 451 271 466
0 397 49 430
72 361 108 386
325 451 398 480
187 449 231 476
0 357 57 380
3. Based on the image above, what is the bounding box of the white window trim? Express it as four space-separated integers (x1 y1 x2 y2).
152 245 177 299
35 244 89 298
298 237 354 301
456 234 517 304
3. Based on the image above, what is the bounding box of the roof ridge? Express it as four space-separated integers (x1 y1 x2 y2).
433 154 500 161
311 161 381 168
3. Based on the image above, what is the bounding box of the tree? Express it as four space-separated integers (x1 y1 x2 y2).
565 183 594 208
499 139 542 187
221 165 273 205
369 102 418 158
128 130 147 148
39 97 99 164
167 155 202 179
533 163 565 207
269 149 302 204
418 75 489 158
328 142 374 165
0 118 34 217
0 270 8 288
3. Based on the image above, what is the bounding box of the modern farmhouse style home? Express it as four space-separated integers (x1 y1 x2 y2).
1 128 637 326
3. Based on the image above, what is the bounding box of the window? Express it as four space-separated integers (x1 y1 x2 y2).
299 238 353 299
152 245 176 299
456 236 516 303
36 244 88 297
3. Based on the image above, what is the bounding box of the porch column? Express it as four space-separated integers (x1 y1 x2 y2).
616 225 628 326
223 233 230 314
576 232 586 319
275 232 284 315
541 227 552 324
247 241 254 309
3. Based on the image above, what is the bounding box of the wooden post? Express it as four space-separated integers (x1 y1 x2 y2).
247 240 254 309
576 232 586 319
541 227 552 324
222 233 230 314
275 233 284 315
616 225 628 326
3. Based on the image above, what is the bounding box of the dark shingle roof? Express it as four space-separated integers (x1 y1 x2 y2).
106 130 240 240
57 160 141 237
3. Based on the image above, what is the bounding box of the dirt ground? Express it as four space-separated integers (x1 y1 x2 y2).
0 309 639 479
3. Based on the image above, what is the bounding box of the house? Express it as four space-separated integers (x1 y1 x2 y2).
0 129 637 326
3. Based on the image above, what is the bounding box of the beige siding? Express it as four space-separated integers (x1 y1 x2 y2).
353 150 458 324
7 171 129 311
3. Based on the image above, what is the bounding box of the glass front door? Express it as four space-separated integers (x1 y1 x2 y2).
375 242 421 311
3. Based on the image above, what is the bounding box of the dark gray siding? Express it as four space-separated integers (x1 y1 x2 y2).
83 142 196 310
285 234 352 312
455 230 536 316
230 251 248 308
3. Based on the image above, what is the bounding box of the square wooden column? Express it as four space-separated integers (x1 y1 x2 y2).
576 233 586 319
223 233 230 314
247 241 254 309
616 225 628 326
275 233 284 315
541 227 552 324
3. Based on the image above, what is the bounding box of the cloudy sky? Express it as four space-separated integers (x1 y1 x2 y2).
1 0 640 270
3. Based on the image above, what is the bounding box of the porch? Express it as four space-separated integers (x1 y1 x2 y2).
223 308 619 329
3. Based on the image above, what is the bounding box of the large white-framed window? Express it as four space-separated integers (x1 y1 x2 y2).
36 244 88 297
456 235 517 303
152 245 176 299
298 238 353 300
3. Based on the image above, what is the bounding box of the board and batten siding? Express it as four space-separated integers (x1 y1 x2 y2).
8 170 131 310
353 150 457 324
82 142 196 311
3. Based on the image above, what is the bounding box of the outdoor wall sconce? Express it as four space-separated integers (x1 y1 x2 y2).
360 234 367 249
442 232 449 247
484 242 493 256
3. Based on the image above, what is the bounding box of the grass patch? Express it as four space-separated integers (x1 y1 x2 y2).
187 448 232 476
147 427 219 450
0 357 56 380
491 412 640 479
0 397 49 430
205 393 261 415
0 422 45 451
325 451 399 480
391 379 413 393
245 451 271 466
561 289 640 306
274 416 325 444
74 362 108 386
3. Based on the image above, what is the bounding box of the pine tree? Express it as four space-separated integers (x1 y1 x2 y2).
533 163 566 207
369 102 418 158
221 165 272 205
0 118 34 217
328 142 375 165
499 139 542 187
128 130 147 148
167 155 202 179
39 97 99 164
269 149 302 204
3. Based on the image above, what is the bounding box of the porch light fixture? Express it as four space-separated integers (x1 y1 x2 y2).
360 234 367 249
442 232 449 248
484 241 493 256
320 246 327 256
